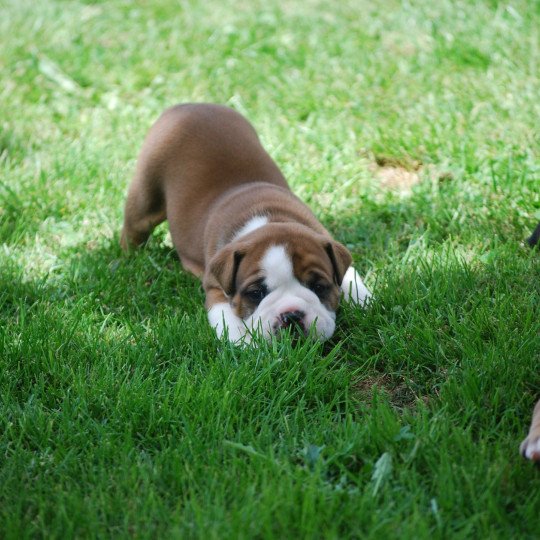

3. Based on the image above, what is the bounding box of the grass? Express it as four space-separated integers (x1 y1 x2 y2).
1 0 539 537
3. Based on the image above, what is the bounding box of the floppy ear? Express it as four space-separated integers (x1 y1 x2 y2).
207 245 245 297
325 241 352 285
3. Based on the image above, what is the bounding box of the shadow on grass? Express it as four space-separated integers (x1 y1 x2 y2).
2 192 539 427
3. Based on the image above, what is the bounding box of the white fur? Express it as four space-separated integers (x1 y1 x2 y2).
261 245 294 290
233 215 268 240
341 266 372 306
521 435 540 461
246 283 336 341
207 302 251 343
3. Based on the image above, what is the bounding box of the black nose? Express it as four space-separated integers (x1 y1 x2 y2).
280 310 305 329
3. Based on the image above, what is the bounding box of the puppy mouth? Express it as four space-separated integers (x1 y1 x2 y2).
274 310 306 334
245 293 337 341
271 310 308 337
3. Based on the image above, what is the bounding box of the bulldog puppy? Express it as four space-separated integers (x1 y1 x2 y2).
121 104 371 343
520 400 540 462
521 224 540 461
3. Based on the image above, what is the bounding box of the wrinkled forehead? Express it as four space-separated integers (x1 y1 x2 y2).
238 242 333 287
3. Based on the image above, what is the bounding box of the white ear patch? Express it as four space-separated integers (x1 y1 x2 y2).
341 266 372 306
261 245 294 289
233 215 268 240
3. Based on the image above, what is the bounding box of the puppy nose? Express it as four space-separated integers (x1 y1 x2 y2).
279 310 305 329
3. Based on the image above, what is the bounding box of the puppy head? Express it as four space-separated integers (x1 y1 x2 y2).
208 223 351 341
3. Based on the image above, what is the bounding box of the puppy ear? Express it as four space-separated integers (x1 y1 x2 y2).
207 245 245 296
325 241 352 285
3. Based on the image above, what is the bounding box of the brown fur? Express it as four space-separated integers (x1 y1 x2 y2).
121 103 351 317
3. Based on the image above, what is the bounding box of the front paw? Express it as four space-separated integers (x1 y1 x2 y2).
520 435 540 462
223 322 252 345
207 302 252 345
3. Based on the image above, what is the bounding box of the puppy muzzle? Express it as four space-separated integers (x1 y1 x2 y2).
275 310 306 334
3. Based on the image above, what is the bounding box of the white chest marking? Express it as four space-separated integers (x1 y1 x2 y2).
233 215 268 240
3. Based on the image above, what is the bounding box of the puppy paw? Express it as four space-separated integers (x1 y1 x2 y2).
341 267 372 307
520 435 540 462
208 302 251 344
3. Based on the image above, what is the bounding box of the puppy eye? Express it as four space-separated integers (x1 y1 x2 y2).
244 286 267 303
309 282 330 298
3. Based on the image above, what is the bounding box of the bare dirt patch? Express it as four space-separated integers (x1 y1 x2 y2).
352 372 423 409
370 155 423 194
369 154 453 194
376 166 421 192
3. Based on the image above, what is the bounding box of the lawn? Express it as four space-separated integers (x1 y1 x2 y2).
1 0 539 537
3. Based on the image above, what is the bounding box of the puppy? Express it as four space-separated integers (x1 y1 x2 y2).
521 221 540 461
521 400 540 462
121 104 371 343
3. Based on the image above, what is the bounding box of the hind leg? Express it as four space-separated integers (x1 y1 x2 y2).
120 172 166 250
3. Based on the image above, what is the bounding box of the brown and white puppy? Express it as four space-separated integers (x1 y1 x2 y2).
521 400 540 462
121 103 370 343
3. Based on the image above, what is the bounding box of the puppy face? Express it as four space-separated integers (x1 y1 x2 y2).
208 224 351 341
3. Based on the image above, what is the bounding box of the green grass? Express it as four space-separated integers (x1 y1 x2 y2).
1 0 540 537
